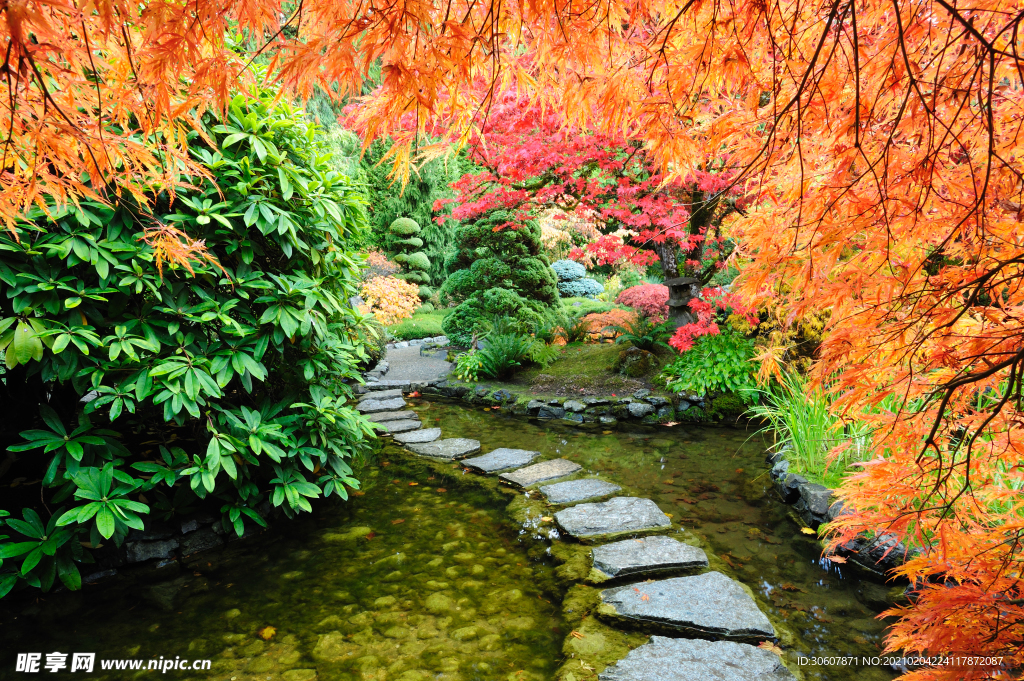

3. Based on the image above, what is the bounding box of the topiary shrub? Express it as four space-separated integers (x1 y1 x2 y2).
418 285 434 299
558 278 605 299
617 283 670 320
442 288 546 347
440 210 559 309
389 217 432 299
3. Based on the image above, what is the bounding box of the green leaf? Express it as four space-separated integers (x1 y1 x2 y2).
64 296 82 309
278 167 293 201
95 506 116 539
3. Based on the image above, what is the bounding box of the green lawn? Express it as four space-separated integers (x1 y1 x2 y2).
387 310 448 340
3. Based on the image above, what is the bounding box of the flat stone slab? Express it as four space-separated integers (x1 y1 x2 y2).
598 636 795 681
359 388 404 401
555 497 671 538
462 448 541 474
378 419 422 435
357 397 407 414
499 459 581 487
599 572 775 641
367 410 418 423
365 380 412 391
393 427 441 444
541 478 621 504
592 536 708 579
407 438 481 460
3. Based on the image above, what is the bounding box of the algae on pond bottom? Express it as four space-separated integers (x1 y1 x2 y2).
0 473 565 681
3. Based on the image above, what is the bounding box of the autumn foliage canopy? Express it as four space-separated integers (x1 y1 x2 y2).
5 0 1024 674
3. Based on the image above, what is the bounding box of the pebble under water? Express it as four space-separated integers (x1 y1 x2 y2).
1 398 899 681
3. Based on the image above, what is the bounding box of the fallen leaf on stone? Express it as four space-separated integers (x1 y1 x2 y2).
392 518 406 525
408 482 419 486
570 631 585 639
800 527 817 535
257 626 276 640
392 479 401 484
437 488 447 493
663 479 675 485
409 391 421 397
664 513 673 518
758 641 783 656
827 554 848 564
365 532 375 540
540 516 553 522
661 421 680 427
381 461 391 466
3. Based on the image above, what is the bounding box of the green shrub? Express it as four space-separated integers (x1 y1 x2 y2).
661 330 757 399
390 217 421 236
0 88 374 598
402 251 431 272
554 310 592 344
417 302 435 313
396 237 424 248
478 333 536 379
387 309 447 341
418 286 434 299
442 289 546 347
453 350 485 382
607 313 673 352
389 218 431 298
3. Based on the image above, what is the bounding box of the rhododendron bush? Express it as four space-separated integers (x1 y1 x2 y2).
360 276 421 326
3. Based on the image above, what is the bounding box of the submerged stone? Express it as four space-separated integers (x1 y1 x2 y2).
591 536 708 579
358 397 407 414
540 479 621 504
555 497 671 538
393 427 441 444
499 459 582 487
407 438 481 460
381 419 423 435
599 572 775 641
598 636 795 681
368 410 419 423
462 448 541 474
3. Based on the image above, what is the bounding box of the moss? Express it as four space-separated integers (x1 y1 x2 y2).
612 347 658 377
555 587 649 681
387 310 448 340
550 542 596 585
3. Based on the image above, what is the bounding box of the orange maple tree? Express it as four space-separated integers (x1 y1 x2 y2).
5 0 1024 675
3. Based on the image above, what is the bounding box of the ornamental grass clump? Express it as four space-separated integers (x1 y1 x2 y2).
360 276 421 326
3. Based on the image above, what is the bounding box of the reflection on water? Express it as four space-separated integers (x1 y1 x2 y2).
2 398 898 681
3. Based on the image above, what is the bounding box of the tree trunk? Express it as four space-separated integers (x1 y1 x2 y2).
653 241 679 279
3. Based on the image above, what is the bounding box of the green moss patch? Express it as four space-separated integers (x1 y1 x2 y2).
555 586 649 681
387 310 448 340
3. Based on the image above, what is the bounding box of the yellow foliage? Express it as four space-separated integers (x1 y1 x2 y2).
360 276 421 326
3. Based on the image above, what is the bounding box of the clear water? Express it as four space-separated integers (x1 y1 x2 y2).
1 398 898 680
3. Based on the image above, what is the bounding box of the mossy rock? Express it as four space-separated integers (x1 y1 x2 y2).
389 217 421 236
612 346 658 377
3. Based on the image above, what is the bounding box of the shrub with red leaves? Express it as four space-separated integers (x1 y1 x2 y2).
616 284 669 321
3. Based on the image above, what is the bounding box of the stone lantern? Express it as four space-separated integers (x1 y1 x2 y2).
663 276 701 329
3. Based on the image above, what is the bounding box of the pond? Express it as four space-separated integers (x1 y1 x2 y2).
0 398 897 681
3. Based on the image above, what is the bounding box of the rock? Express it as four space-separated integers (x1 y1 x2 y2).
366 380 413 391
499 459 582 487
462 448 541 474
795 483 833 527
367 410 417 424
125 539 178 564
773 472 806 504
827 500 849 521
655 406 674 419
393 428 441 444
282 670 318 681
407 438 481 460
537 405 566 419
357 397 407 414
563 400 587 413
312 632 358 662
599 572 775 641
632 389 652 399
592 536 708 580
359 388 404 401
179 527 224 556
599 416 618 425
395 341 409 348
627 402 655 418
768 459 789 481
598 636 795 680
425 592 456 613
492 389 514 402
379 419 423 435
555 497 671 539
539 479 621 504
646 396 670 407
583 397 611 406
527 400 546 413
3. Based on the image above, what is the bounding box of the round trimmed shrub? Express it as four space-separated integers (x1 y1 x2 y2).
552 259 586 282
389 217 431 299
418 285 434 299
402 251 431 272
390 217 421 236
558 278 605 299
442 288 545 347
417 302 435 313
397 237 424 248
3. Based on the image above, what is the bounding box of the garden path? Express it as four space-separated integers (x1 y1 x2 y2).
382 344 452 382
357 385 798 680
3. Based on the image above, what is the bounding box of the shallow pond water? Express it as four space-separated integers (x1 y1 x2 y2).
2 398 899 681
413 398 899 681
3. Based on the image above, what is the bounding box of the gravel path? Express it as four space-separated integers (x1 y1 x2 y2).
383 345 452 382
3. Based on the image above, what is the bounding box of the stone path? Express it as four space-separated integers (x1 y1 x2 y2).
358 351 796 680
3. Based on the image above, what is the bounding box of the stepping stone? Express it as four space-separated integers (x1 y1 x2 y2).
598 636 795 681
377 419 422 435
365 380 412 391
555 497 671 539
357 397 406 414
499 459 581 488
599 572 775 642
541 478 621 504
359 388 404 401
462 448 541 474
367 410 418 423
407 438 481 460
591 536 708 580
393 427 441 445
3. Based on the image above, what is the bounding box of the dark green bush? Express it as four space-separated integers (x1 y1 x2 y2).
442 289 546 347
479 333 536 379
0 89 375 598
607 314 673 352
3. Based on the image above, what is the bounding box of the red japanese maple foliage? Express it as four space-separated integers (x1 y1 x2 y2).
423 87 737 283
